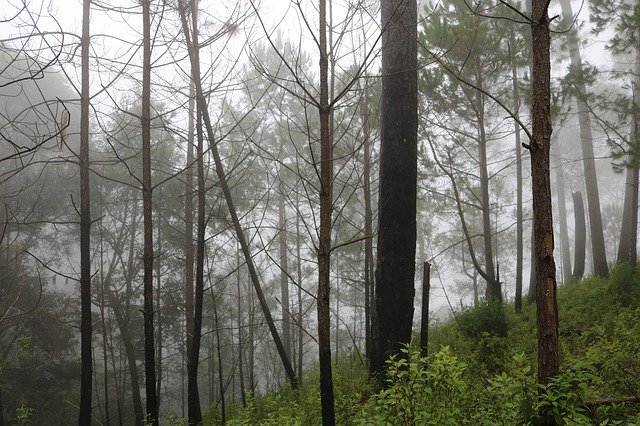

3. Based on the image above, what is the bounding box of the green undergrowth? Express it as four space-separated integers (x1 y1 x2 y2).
207 263 640 425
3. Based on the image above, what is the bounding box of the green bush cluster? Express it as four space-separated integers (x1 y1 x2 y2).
358 346 593 425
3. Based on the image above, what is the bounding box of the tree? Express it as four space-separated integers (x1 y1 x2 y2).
559 0 609 277
176 0 297 393
530 0 559 389
588 0 640 267
573 191 586 279
317 0 336 421
78 0 93 422
371 0 417 379
140 1 159 423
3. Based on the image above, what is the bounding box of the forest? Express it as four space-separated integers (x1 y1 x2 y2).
0 0 638 424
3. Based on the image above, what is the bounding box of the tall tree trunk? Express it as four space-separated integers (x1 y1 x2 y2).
527 227 537 303
555 152 572 283
188 29 206 422
185 77 195 373
475 73 499 300
509 31 524 311
419 262 431 357
236 250 247 407
79 0 92 422
155 228 163 411
317 0 335 422
278 166 291 361
334 256 340 362
99 232 111 426
618 166 639 265
617 49 640 267
141 1 158 423
559 0 608 277
372 0 417 379
530 0 559 388
177 1 297 387
295 196 304 382
573 191 586 279
212 289 226 424
359 76 374 361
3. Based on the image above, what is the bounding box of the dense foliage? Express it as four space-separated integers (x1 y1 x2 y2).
213 264 640 425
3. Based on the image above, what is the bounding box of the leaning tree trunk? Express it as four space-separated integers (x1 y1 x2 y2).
79 0 92 423
559 0 608 277
573 191 586 279
177 1 297 389
531 0 559 390
372 0 418 380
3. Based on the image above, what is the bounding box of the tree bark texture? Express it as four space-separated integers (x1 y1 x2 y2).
185 81 195 359
531 0 559 387
318 0 336 423
559 0 608 277
187 2 204 422
372 0 417 379
79 0 93 422
573 191 586 279
141 1 158 423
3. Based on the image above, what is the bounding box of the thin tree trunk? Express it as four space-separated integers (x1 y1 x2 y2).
359 76 374 361
559 0 608 277
212 289 226 424
236 250 246 407
509 31 524 311
100 230 111 426
278 168 291 361
573 191 586 279
555 152 572 283
188 36 206 423
177 1 297 387
185 76 195 371
249 279 255 394
531 0 559 388
475 72 499 300
79 0 92 422
419 262 431 357
295 197 304 383
155 228 163 411
141 1 158 423
317 0 335 422
372 0 417 379
335 256 340 362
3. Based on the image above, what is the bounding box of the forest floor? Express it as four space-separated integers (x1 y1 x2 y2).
204 263 640 425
